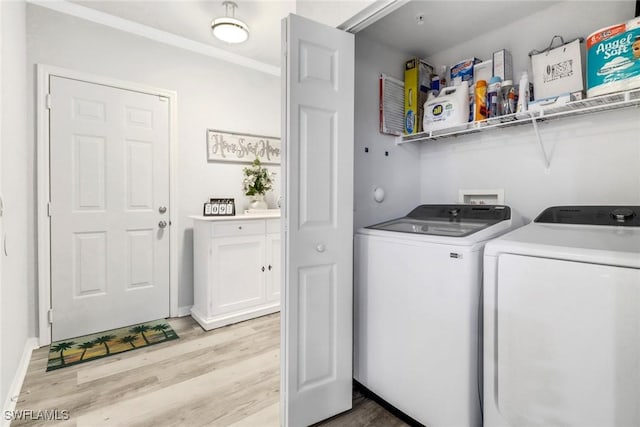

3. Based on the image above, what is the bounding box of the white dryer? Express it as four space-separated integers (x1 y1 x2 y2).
484 205 640 427
354 204 514 427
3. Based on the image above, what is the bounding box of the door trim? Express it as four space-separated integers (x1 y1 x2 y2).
337 0 409 33
36 64 179 347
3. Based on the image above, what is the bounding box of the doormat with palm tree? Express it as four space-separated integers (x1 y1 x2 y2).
46 319 178 371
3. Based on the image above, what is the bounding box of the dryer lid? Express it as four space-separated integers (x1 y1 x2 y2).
535 206 640 226
485 206 640 268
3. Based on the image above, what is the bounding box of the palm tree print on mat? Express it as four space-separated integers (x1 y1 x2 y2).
152 323 172 339
93 335 116 355
46 319 179 371
129 325 151 345
77 341 96 361
119 335 138 349
50 341 75 367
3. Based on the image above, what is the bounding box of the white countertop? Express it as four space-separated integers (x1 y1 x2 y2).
190 212 281 221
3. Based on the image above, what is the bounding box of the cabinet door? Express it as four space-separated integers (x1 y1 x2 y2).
266 233 281 302
209 235 266 316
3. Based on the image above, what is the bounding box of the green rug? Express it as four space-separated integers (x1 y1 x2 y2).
47 319 178 371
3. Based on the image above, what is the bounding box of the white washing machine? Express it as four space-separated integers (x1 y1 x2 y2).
484 205 640 427
354 204 514 427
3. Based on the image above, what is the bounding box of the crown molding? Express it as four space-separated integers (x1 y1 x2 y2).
27 0 281 77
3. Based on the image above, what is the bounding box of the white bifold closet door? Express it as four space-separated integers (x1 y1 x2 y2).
281 13 355 427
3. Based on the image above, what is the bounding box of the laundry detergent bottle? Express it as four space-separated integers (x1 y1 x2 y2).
423 80 470 132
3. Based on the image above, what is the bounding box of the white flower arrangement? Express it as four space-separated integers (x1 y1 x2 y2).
242 158 274 196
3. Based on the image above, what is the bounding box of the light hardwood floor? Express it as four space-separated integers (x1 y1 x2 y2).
14 314 407 427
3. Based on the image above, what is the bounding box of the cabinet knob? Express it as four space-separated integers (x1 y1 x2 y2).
316 243 326 253
158 220 168 229
268 265 272 271
238 226 243 230
261 266 265 272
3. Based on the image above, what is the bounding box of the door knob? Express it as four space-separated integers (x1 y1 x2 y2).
316 243 326 253
159 220 168 229
159 206 167 214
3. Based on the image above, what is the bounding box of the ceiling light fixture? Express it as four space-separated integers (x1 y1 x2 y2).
211 1 249 44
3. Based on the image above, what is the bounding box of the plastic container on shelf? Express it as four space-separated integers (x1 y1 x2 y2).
501 80 515 115
516 71 530 113
487 76 503 118
475 80 488 121
423 80 470 132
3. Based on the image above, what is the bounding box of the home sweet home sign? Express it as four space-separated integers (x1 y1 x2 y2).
207 130 281 165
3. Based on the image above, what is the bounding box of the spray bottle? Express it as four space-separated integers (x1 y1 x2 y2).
516 71 529 113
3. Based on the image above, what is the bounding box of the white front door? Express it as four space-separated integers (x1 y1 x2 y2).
49 76 170 341
281 14 355 426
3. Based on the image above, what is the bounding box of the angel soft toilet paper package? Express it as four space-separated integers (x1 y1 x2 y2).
587 17 640 97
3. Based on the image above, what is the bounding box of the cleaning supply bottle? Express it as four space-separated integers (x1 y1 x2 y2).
423 79 470 132
438 65 447 89
487 76 502 118
474 80 487 121
501 80 514 115
516 71 529 113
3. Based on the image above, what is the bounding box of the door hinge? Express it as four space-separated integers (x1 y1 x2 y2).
47 202 52 217
46 93 52 109
48 309 53 324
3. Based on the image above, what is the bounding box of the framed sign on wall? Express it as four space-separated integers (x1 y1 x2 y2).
207 130 281 165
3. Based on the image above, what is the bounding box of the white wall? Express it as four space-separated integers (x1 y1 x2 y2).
420 111 640 221
354 34 421 230
26 5 281 314
419 1 640 221
1 0 31 412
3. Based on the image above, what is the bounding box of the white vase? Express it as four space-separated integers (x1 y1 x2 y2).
249 194 268 210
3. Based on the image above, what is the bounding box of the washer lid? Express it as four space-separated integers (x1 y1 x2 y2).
535 206 640 226
368 217 490 237
407 204 511 222
367 204 511 237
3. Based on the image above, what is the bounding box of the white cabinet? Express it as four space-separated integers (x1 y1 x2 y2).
191 215 280 330
266 233 281 302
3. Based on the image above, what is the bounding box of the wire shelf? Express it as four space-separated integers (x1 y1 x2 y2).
397 88 640 145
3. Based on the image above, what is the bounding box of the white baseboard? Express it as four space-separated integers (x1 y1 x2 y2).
176 305 192 317
190 304 280 331
1 337 38 427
